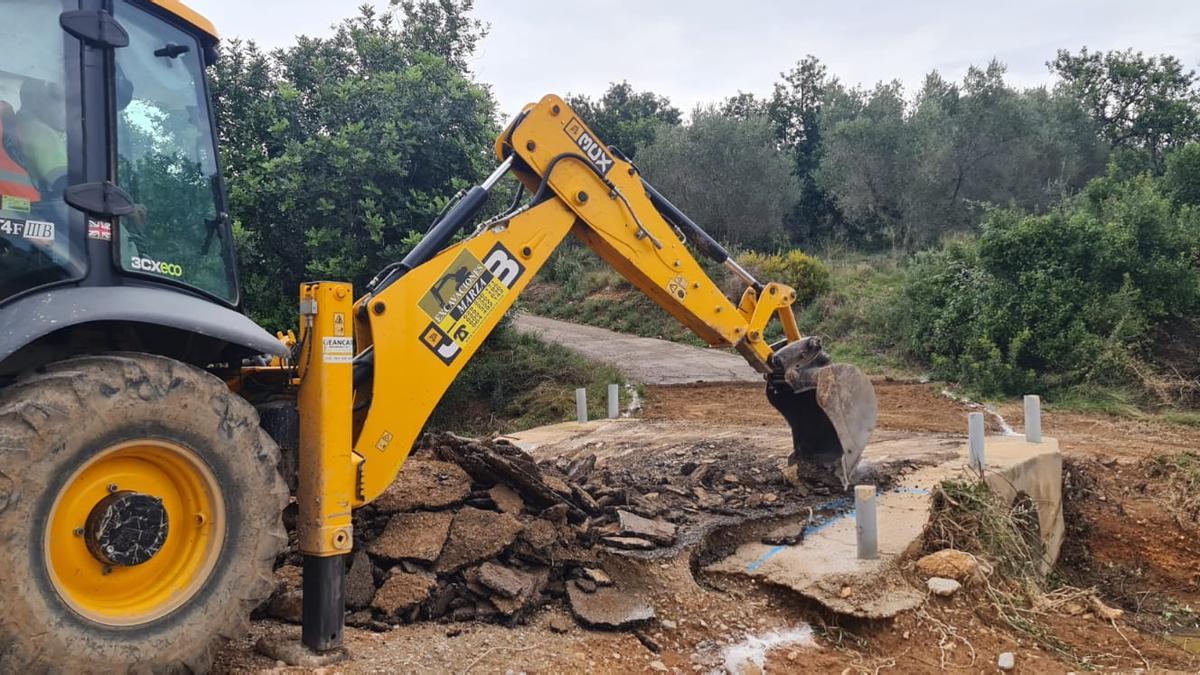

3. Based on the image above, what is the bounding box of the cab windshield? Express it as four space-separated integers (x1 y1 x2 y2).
114 0 237 303
0 0 84 303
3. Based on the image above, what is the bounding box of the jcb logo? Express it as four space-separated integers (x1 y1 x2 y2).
131 256 183 278
565 117 615 176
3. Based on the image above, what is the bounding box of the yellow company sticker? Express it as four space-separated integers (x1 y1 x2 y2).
418 244 526 364
322 336 354 364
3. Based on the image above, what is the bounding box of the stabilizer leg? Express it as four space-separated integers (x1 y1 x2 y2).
302 555 347 652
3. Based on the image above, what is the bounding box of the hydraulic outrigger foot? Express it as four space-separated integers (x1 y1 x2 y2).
302 554 348 652
255 555 348 667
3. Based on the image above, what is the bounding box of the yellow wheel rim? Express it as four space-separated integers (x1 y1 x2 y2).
45 440 225 626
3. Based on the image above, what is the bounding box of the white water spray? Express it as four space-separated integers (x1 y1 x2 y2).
716 626 815 674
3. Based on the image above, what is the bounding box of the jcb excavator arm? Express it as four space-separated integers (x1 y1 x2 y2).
291 95 876 651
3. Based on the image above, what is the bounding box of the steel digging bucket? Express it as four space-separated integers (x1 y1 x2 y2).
767 338 879 487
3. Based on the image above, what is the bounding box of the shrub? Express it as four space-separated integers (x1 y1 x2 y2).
728 249 832 306
900 165 1200 398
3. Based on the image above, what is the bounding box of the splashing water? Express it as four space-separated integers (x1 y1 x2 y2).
622 383 641 417
717 626 815 674
984 403 1019 436
940 389 1020 437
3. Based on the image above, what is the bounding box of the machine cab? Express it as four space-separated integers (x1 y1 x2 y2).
0 0 238 307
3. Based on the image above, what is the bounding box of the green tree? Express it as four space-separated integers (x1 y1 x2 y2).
815 80 913 250
394 0 486 71
566 81 681 158
720 91 767 120
766 56 844 244
907 62 1106 238
210 3 497 328
1164 143 1200 207
816 62 1108 251
1051 48 1200 171
636 107 798 248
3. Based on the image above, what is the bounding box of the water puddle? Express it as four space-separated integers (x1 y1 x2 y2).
1166 630 1200 653
715 626 815 674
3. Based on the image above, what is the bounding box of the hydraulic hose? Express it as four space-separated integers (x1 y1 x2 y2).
640 179 763 291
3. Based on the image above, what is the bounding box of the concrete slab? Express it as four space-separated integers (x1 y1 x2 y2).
981 436 1065 569
502 416 1063 620
705 436 1063 618
505 417 954 468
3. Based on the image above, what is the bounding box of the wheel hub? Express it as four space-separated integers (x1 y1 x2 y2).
84 491 169 567
45 439 225 626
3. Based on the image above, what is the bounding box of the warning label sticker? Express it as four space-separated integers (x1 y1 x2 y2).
322 336 354 364
667 274 689 300
1 195 31 213
418 243 525 364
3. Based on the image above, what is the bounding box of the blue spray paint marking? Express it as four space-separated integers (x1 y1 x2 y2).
805 508 855 536
746 545 787 572
742 486 930 572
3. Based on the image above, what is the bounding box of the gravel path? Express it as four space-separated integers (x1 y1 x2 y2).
513 314 762 385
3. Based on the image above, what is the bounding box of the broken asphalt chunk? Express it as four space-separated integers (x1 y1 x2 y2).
616 509 676 545
567 583 655 629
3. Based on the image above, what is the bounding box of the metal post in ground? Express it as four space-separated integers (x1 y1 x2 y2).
855 485 878 560
1024 395 1042 443
576 388 588 423
608 384 620 419
968 411 986 472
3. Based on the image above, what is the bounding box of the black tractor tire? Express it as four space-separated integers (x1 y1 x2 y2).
0 353 288 673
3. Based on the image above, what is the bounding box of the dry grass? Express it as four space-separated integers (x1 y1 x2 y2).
1148 451 1200 524
922 476 1159 668
921 478 1124 660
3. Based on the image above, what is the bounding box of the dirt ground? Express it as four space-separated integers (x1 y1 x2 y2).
644 379 1200 456
217 380 1200 673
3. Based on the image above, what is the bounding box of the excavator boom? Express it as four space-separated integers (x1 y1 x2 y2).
292 94 878 651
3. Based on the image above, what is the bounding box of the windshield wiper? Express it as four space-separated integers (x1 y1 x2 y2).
154 43 190 59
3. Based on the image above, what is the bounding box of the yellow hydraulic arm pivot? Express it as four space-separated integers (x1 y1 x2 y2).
294 94 877 653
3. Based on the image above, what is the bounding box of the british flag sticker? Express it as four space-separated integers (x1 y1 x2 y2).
87 219 112 241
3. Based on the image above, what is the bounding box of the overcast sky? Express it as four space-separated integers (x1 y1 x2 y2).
186 0 1200 116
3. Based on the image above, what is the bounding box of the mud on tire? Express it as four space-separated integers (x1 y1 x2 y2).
0 353 288 672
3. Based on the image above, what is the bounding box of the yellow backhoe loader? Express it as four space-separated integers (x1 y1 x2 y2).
0 1 877 670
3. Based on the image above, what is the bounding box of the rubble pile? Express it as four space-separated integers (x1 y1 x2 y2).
264 432 818 631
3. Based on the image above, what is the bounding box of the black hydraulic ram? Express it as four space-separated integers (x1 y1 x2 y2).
351 157 514 388
640 179 764 293
369 157 514 296
302 555 345 652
